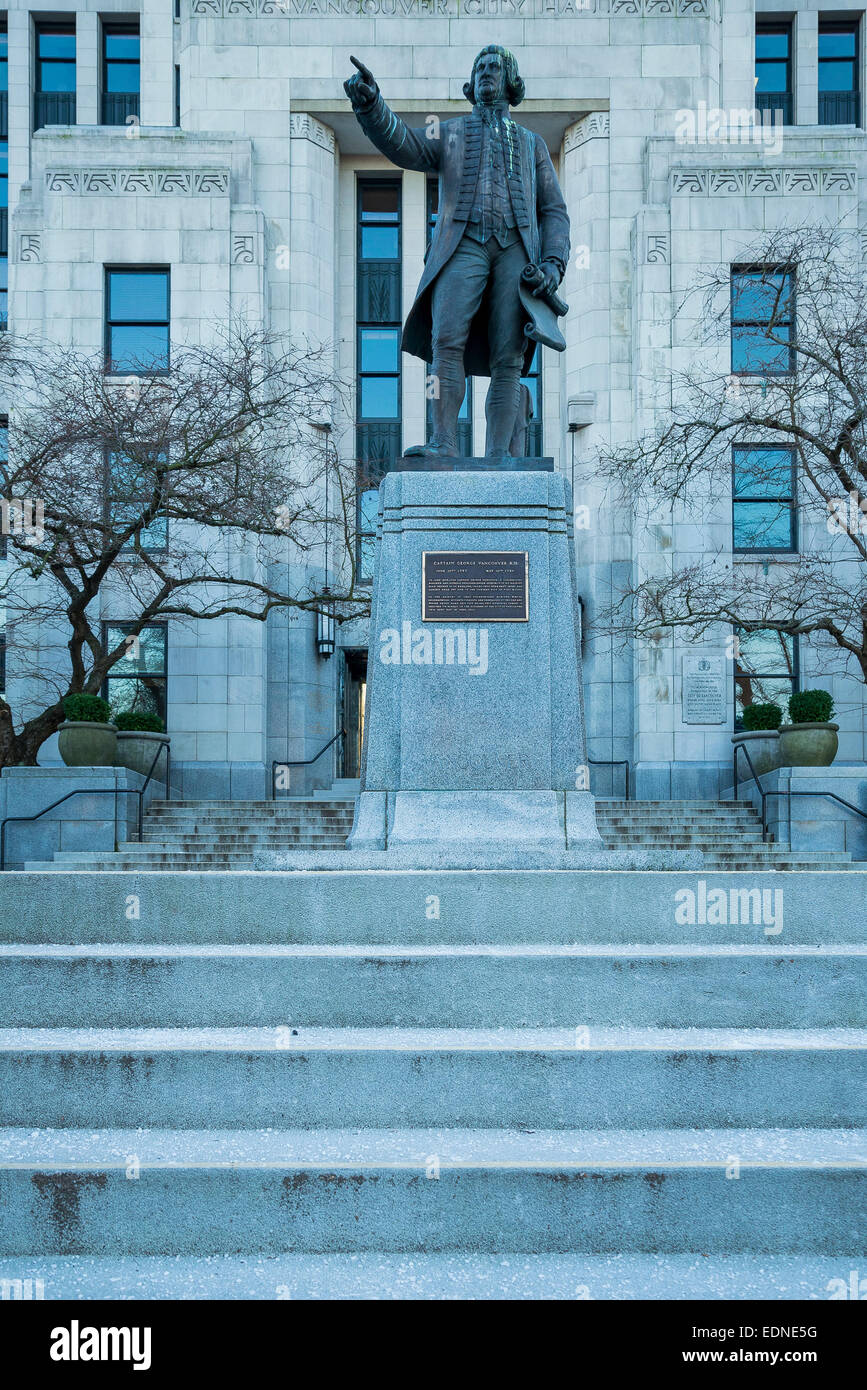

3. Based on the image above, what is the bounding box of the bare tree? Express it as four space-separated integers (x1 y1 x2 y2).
0 322 368 767
593 222 867 690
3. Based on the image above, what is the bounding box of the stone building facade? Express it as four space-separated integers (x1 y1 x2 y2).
1 0 866 797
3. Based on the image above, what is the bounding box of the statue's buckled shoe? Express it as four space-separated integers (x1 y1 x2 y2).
403 439 460 459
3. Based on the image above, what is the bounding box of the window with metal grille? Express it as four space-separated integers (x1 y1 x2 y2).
819 21 860 125
755 22 793 124
102 23 140 127
356 180 401 582
34 23 76 130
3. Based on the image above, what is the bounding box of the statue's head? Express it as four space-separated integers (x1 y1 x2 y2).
463 46 525 109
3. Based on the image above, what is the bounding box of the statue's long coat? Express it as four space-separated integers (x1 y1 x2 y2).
354 94 571 377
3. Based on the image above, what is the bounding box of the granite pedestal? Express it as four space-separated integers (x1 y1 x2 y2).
347 467 601 857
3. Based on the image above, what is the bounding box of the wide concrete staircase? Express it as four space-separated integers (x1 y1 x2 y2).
0 864 864 1298
597 800 857 870
23 791 857 870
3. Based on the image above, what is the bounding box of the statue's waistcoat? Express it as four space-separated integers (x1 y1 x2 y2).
454 112 532 233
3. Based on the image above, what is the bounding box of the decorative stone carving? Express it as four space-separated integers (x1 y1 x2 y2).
45 169 230 196
232 234 256 264
190 0 712 16
670 167 857 196
289 112 336 153
18 234 42 263
564 113 610 154
646 232 669 263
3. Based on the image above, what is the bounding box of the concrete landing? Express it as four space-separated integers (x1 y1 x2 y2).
0 1252 857 1300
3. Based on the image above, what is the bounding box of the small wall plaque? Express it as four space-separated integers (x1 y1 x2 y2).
682 653 727 725
422 551 529 622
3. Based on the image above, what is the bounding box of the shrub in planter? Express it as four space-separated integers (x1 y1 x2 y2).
63 693 112 724
115 711 165 733
788 689 835 725
58 694 117 767
114 711 169 779
779 689 839 767
732 701 783 777
741 702 783 732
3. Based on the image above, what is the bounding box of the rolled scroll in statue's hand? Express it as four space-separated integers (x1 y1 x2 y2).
519 264 569 353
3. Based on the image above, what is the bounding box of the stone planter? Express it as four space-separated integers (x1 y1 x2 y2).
779 722 839 768
57 721 118 768
115 731 169 780
731 729 781 779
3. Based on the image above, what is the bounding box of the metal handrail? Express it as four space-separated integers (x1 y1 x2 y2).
272 728 346 799
135 738 172 840
0 738 171 871
588 758 631 800
733 743 867 847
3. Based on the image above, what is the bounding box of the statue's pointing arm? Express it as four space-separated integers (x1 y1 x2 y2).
344 55 441 173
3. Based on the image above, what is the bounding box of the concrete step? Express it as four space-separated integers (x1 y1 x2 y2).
705 856 861 867
599 841 852 859
2 945 864 1028
22 856 262 867
600 801 747 808
2 1127 863 1255
48 849 347 864
147 800 355 811
2 1027 864 1130
137 836 353 846
0 1251 855 1300
3 871 865 944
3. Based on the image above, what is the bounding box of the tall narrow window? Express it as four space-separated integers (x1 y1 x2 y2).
1 417 9 690
103 622 168 721
174 66 181 127
521 346 543 458
105 269 170 374
755 22 792 124
731 266 795 376
356 180 401 582
733 446 797 553
102 23 140 127
0 415 7 564
0 23 7 333
426 177 473 455
106 451 169 553
0 20 7 138
34 23 76 131
819 21 860 125
734 628 798 726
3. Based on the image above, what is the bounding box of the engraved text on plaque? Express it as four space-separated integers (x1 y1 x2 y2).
422 551 529 622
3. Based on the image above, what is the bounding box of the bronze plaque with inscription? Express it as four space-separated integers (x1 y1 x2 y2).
422 551 529 622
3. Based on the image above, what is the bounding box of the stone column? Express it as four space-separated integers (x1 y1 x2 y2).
75 13 99 127
560 113 632 799
795 11 819 127
140 3 175 127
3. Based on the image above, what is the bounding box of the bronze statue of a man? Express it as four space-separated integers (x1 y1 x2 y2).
345 46 570 461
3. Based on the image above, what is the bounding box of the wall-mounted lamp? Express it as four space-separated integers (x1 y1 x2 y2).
316 588 336 659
